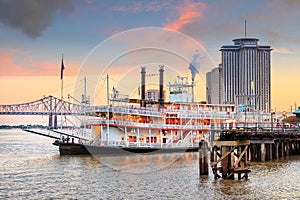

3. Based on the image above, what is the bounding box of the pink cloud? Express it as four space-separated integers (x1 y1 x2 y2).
272 48 293 54
0 52 28 76
164 0 206 31
0 51 79 76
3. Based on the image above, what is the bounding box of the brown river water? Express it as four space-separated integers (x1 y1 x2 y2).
1 130 300 199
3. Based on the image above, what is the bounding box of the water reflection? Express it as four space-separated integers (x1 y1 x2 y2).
1 130 300 199
92 153 197 174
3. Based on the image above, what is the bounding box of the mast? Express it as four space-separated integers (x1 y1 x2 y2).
83 76 87 138
106 74 110 144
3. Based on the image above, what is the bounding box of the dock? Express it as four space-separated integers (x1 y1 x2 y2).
199 129 300 179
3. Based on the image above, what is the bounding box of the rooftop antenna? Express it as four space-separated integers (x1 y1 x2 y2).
244 20 247 37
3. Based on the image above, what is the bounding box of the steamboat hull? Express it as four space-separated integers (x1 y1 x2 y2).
53 141 198 156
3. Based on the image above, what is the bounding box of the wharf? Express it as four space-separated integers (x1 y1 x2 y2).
199 129 300 179
217 129 300 162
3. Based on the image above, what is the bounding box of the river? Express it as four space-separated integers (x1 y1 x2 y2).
1 130 299 199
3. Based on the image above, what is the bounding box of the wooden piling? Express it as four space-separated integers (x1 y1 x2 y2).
199 140 209 176
269 143 273 160
261 143 266 162
281 141 285 157
275 141 279 159
211 140 250 180
209 130 300 181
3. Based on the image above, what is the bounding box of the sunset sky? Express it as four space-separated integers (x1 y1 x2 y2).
0 0 300 116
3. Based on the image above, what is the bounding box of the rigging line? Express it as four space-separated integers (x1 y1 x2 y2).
47 81 76 96
109 77 132 90
92 78 107 103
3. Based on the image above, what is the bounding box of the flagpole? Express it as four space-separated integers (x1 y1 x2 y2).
60 54 65 130
61 75 63 130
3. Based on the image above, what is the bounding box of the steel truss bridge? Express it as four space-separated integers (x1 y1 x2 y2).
0 95 96 128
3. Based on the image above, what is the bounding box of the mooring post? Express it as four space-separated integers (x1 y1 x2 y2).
199 140 209 176
237 146 242 179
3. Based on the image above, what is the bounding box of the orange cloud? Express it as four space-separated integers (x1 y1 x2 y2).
272 48 293 54
164 0 206 31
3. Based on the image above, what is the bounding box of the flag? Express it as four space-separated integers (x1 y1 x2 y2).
60 55 65 80
251 80 254 90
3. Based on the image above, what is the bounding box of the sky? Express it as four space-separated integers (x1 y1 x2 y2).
0 0 300 120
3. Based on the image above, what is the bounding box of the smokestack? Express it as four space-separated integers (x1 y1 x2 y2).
141 67 146 107
159 65 164 109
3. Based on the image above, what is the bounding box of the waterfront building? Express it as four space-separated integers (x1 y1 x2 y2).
206 64 223 104
211 37 272 112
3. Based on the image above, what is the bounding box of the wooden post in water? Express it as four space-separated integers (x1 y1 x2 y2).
275 141 279 159
199 140 209 176
286 141 290 156
211 140 251 180
261 143 266 162
269 143 273 160
281 141 285 157
280 141 284 158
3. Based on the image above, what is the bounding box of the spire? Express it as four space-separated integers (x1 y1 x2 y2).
244 20 247 38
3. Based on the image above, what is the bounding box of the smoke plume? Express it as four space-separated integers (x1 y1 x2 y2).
0 0 73 38
188 51 200 81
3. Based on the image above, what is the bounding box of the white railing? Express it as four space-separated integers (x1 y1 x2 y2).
86 119 212 130
90 140 196 148
91 106 236 120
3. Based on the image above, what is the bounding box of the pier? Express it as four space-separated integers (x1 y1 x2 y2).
199 129 300 179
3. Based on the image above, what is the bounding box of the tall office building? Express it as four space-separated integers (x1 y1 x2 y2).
220 37 272 112
206 64 223 104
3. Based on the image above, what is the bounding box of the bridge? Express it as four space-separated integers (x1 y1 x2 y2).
0 95 97 128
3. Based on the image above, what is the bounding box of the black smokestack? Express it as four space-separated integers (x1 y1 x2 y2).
159 65 164 109
141 67 146 107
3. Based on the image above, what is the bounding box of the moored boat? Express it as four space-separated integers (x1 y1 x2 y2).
53 66 237 155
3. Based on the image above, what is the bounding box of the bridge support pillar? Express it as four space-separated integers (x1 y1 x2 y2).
49 113 53 129
54 114 58 129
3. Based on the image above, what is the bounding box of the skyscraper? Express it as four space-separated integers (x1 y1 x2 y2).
220 37 272 112
206 64 223 104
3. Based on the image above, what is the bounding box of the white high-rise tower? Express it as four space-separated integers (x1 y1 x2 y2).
220 37 272 112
